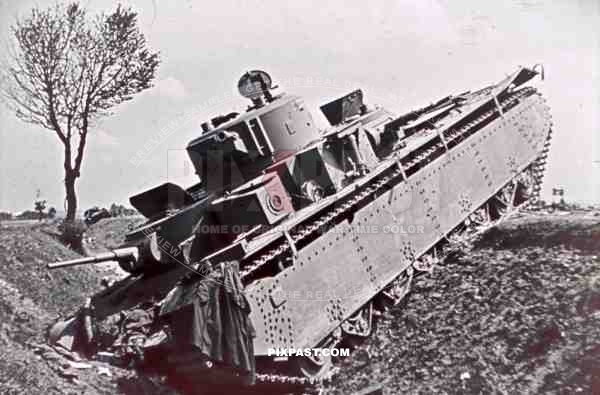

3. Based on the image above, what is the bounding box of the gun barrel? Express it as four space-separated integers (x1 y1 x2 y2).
47 247 138 269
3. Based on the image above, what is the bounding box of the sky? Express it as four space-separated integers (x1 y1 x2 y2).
0 0 598 213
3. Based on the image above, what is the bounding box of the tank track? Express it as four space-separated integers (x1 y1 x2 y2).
526 129 553 208
239 87 552 393
254 369 336 391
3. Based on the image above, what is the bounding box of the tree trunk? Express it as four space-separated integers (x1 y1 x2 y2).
65 170 78 222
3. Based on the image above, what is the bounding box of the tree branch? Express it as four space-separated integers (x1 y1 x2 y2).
1 1 160 212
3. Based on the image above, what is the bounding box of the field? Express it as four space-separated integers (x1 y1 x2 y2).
0 213 598 394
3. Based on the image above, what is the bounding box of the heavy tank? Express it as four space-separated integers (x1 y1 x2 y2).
49 66 553 394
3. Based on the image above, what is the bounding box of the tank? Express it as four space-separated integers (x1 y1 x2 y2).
48 66 553 394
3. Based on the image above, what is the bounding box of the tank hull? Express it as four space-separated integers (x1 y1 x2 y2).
246 91 551 354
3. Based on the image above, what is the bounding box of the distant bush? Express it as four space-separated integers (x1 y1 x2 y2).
58 220 87 252
47 207 56 219
84 207 111 225
109 203 137 217
34 200 47 221
0 212 12 220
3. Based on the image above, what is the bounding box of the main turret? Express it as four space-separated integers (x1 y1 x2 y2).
187 70 321 194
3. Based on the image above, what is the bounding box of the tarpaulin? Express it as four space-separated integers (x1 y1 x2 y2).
160 261 255 383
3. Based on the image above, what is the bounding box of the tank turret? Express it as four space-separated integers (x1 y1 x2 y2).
187 70 322 194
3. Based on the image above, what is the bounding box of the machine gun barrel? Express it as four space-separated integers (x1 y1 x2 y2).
47 247 138 269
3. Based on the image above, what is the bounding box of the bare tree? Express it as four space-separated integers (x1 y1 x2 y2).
1 3 159 221
34 199 47 221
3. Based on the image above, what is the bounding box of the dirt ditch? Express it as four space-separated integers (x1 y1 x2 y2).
0 213 598 394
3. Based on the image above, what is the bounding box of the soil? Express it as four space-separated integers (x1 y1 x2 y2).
0 212 598 394
0 219 166 395
82 217 145 253
326 212 600 394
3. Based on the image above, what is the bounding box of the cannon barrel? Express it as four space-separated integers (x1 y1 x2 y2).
48 247 138 269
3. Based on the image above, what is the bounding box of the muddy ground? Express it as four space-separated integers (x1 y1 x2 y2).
326 212 600 395
0 213 598 394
